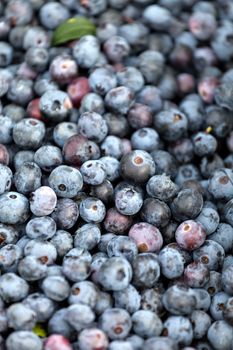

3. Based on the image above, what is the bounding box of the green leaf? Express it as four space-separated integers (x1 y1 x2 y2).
52 17 96 46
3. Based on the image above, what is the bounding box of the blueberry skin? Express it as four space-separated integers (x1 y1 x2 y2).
0 192 29 224
80 92 105 115
50 230 73 258
191 310 211 339
34 145 63 172
132 253 160 288
101 135 123 159
105 86 134 115
0 41 13 67
140 198 171 228
68 280 98 308
139 50 164 84
74 223 101 251
209 223 233 252
144 337 178 350
18 255 47 281
159 246 184 279
48 308 73 339
209 168 233 201
0 224 18 247
162 285 197 315
196 207 220 235
154 108 188 142
77 111 108 143
14 162 42 195
51 198 79 230
207 320 233 350
99 308 132 340
193 131 217 157
0 272 29 303
14 150 35 171
141 288 163 315
147 174 178 202
171 189 203 222
113 284 141 314
117 67 144 93
89 67 117 96
13 119 46 150
222 266 233 295
7 302 37 331
0 164 12 194
7 78 34 106
215 82 233 111
115 183 143 216
66 304 95 332
143 4 173 31
41 275 70 301
175 164 201 186
131 127 160 152
40 90 72 122
62 248 92 282
151 150 177 178
26 216 56 240
223 297 233 326
98 256 132 291
73 35 100 69
24 239 57 265
132 310 163 338
53 122 78 148
39 1 69 29
6 331 42 350
210 292 229 320
204 271 222 297
79 197 106 224
163 316 193 346
108 340 133 350
80 160 107 185
49 165 83 198
0 116 14 144
193 240 225 271
23 293 55 322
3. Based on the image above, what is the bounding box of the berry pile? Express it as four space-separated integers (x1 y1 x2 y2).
1 0 233 349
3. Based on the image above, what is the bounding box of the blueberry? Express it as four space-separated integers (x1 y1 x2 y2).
98 256 132 291
89 67 117 96
66 303 95 332
104 35 130 63
0 191 29 224
204 271 222 296
171 189 203 221
184 261 210 288
210 291 229 320
51 198 79 230
78 328 109 350
131 127 160 152
13 150 35 171
53 122 78 148
163 316 193 346
191 310 211 340
105 86 134 115
137 85 163 113
18 255 47 281
14 162 42 194
44 335 73 350
175 220 206 251
209 223 233 252
40 90 72 123
159 245 184 279
50 230 73 257
50 55 78 85
48 308 73 339
23 293 55 322
109 340 133 350
223 297 233 326
163 284 197 315
49 165 83 198
26 216 56 240
113 284 141 314
0 224 18 247
6 331 42 350
30 186 57 216
147 174 178 202
62 248 92 282
99 308 132 340
129 222 163 253
39 2 69 29
107 235 138 262
90 179 114 204
196 207 220 235
0 115 14 144
7 78 34 106
24 239 57 265
215 81 233 111
103 207 133 234
0 272 29 302
34 145 63 172
78 196 106 223
144 337 177 350
138 50 164 84
132 253 160 288
115 183 143 216
132 309 163 338
207 320 233 350
117 67 144 93
73 35 100 69
193 240 225 270
41 275 70 301
77 112 108 143
74 223 101 251
141 288 163 315
13 119 45 150
143 5 173 31
140 198 171 228
0 164 12 194
69 280 98 308
80 92 105 115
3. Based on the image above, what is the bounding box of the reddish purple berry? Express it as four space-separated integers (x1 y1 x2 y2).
175 220 206 251
184 261 210 288
0 144 9 165
129 222 163 253
50 55 78 85
67 77 90 107
44 335 72 350
104 207 133 234
78 328 109 350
